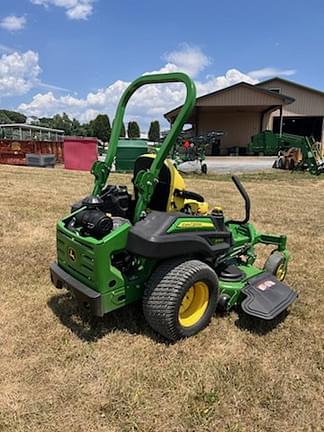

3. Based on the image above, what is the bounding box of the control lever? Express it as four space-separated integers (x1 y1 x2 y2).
225 175 251 225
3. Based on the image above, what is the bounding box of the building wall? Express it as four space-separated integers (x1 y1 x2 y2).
260 80 324 143
197 84 285 108
198 110 260 155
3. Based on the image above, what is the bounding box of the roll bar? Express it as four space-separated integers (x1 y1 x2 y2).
90 72 196 221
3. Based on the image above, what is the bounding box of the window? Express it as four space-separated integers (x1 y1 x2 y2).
269 88 281 94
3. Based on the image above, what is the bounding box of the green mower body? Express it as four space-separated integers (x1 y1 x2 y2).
50 72 297 340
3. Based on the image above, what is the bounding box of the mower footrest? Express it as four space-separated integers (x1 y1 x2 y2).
241 272 297 320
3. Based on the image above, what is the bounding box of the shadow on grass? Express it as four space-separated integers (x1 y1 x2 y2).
48 292 290 343
234 307 289 335
48 292 164 343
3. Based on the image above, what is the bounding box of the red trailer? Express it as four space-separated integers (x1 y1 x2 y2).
63 136 98 171
0 123 64 165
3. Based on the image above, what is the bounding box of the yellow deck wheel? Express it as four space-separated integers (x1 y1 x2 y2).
276 263 287 281
179 281 209 327
264 252 288 281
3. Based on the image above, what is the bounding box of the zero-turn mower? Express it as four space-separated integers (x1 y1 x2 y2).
50 73 297 341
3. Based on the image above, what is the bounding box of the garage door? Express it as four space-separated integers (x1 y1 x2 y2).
273 116 323 141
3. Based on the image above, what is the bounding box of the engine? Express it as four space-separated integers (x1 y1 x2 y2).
67 186 132 240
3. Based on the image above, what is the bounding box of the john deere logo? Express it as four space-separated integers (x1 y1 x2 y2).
68 247 76 261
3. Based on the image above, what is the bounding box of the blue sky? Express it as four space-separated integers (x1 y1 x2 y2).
0 0 323 129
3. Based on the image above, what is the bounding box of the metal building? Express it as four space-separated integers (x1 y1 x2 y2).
257 78 324 142
164 77 324 155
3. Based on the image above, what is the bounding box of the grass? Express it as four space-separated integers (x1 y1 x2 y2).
0 164 323 432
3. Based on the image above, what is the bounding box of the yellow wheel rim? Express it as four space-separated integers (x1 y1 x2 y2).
179 281 209 328
276 263 286 281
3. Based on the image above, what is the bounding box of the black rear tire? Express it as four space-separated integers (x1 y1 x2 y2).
143 259 218 341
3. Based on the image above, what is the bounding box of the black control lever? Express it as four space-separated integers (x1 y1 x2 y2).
225 175 251 225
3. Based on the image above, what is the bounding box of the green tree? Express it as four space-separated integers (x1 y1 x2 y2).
0 111 11 124
127 121 140 139
37 117 53 128
0 109 26 124
120 122 126 137
91 114 111 142
71 118 85 136
51 113 71 134
148 120 160 142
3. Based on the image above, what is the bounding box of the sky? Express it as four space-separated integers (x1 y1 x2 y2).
0 0 324 130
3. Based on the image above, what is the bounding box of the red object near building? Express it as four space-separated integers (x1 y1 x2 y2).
0 123 64 165
0 139 64 165
64 136 98 171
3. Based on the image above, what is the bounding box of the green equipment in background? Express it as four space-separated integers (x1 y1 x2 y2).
50 72 297 341
172 131 223 174
115 139 148 171
249 130 324 175
249 130 281 155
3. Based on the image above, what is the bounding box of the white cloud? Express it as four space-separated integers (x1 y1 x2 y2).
30 0 94 20
196 69 257 96
0 50 41 96
0 49 71 97
0 15 26 31
248 67 296 80
16 45 297 129
161 44 211 78
16 68 257 126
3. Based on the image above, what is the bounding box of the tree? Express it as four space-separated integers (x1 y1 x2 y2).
127 121 140 139
37 117 53 128
71 118 84 136
51 113 73 134
0 111 11 124
0 109 26 124
120 122 126 137
91 114 111 142
148 120 160 142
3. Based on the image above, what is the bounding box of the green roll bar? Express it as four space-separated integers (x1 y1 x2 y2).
90 72 197 221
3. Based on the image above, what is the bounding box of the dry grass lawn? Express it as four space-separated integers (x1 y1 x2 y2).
0 164 323 432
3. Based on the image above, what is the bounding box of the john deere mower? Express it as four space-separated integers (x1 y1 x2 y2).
50 73 297 341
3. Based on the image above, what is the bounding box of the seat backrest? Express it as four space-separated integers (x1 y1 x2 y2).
133 154 186 212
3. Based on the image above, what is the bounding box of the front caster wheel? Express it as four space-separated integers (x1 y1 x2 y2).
143 259 218 341
264 252 288 281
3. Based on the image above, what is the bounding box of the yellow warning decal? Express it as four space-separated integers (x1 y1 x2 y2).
177 221 214 229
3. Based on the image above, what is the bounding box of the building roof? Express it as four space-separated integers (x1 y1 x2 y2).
164 81 295 120
257 77 324 97
0 123 64 133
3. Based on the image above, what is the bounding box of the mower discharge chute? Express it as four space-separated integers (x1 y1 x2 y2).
50 72 297 341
